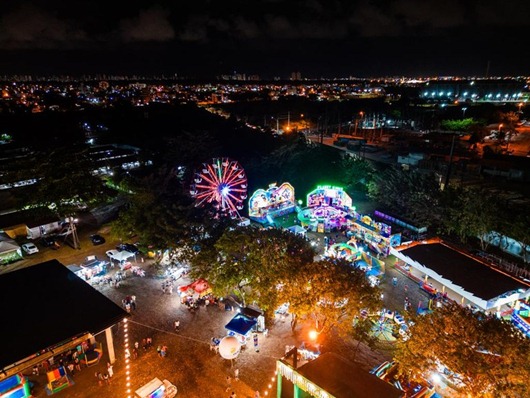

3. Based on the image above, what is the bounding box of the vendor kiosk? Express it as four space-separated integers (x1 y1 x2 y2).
45 366 74 395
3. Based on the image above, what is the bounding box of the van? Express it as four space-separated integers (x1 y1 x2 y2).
135 378 177 398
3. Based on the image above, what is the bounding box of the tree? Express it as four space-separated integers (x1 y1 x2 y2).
340 154 375 192
440 186 502 250
278 258 381 337
8 145 107 212
394 302 530 397
440 118 475 132
189 226 315 313
110 166 218 252
500 203 530 265
367 167 442 227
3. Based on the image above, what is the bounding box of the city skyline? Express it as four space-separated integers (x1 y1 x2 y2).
0 0 528 78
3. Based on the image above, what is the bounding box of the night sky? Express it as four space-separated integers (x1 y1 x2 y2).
0 0 528 78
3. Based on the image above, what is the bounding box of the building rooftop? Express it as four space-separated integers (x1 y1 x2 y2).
0 260 127 371
400 242 526 301
284 352 403 398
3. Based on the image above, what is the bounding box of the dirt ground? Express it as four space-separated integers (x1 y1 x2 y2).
7 225 397 398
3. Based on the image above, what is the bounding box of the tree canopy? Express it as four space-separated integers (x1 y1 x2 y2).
5 145 108 215
367 166 442 227
439 186 503 250
394 302 530 397
277 258 381 337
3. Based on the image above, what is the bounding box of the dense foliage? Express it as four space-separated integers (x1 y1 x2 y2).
394 302 530 397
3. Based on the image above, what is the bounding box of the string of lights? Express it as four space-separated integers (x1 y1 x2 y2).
123 318 132 398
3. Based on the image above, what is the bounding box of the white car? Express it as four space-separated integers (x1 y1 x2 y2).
21 242 39 255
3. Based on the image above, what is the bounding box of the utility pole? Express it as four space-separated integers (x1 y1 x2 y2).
443 134 456 190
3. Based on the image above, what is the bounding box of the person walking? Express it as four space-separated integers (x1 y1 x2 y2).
254 391 261 398
107 363 114 378
234 368 239 381
174 319 180 332
253 333 259 352
225 376 232 392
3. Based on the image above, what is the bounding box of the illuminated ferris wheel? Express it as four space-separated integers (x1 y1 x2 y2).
190 158 248 218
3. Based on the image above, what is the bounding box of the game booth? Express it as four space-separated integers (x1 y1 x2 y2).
349 215 401 257
44 367 75 395
248 182 296 224
297 185 356 233
0 374 32 398
225 313 258 346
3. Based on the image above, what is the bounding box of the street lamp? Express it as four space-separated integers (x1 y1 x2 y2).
518 102 524 113
462 107 468 119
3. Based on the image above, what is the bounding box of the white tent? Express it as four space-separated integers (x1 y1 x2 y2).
106 249 136 263
286 225 306 237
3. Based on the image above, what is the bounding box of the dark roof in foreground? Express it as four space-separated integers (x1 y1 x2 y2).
0 260 128 370
295 352 403 398
400 242 526 300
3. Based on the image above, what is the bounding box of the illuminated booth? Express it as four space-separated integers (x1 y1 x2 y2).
349 215 401 257
225 313 257 345
297 185 356 233
249 182 296 224
45 366 74 395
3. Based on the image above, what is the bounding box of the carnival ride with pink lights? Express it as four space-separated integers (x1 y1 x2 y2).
297 185 356 232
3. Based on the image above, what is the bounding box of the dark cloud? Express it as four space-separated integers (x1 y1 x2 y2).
0 4 87 49
0 0 528 76
119 7 175 42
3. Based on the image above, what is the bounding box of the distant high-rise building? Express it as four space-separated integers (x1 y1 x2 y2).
290 71 302 81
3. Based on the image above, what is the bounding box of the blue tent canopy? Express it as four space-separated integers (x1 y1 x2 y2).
225 313 257 336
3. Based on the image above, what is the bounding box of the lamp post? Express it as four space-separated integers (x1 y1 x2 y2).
462 107 468 119
518 102 524 113
354 111 364 136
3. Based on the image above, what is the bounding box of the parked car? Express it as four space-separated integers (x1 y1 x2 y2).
90 234 106 245
40 236 58 248
116 243 140 254
21 242 39 255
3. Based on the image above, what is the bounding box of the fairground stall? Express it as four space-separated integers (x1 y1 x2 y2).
297 185 356 233
178 278 213 308
224 313 257 346
0 260 128 395
249 182 296 224
349 215 401 257
45 366 74 395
